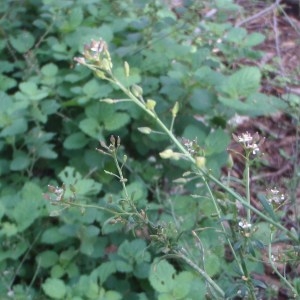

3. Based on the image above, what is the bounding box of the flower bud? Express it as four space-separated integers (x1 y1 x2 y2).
146 99 156 112
124 61 130 77
195 156 206 168
131 84 143 98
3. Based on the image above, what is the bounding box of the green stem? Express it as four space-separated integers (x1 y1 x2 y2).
245 155 251 224
269 232 298 298
174 249 225 298
92 66 298 242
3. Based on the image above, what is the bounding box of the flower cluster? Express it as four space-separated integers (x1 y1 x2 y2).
238 219 252 237
74 38 112 72
267 187 286 205
232 131 264 155
45 184 65 202
182 137 203 156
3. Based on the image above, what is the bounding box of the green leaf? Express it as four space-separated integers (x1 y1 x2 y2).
41 63 58 77
82 79 113 99
63 132 89 149
205 128 230 155
0 74 17 91
173 271 194 298
60 7 83 32
189 89 217 112
9 31 35 53
79 117 103 139
205 253 221 277
41 227 67 244
96 261 117 284
42 278 66 299
149 259 176 293
19 81 49 101
12 182 45 231
37 143 58 159
1 118 28 136
243 32 265 47
220 67 261 98
10 151 30 171
218 93 287 116
37 251 59 268
58 167 102 196
104 112 130 131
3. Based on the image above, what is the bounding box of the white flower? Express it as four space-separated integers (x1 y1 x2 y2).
238 219 252 229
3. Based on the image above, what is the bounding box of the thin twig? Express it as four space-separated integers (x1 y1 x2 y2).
273 0 287 77
235 2 278 27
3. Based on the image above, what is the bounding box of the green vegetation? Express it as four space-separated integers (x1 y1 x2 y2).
0 1 299 299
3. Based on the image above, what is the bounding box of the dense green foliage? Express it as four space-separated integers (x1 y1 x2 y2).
0 0 298 299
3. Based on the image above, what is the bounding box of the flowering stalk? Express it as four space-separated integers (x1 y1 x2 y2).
74 39 298 244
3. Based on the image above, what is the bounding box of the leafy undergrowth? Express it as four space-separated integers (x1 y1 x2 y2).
0 0 299 299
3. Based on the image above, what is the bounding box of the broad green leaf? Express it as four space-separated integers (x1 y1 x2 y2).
0 240 28 262
79 117 102 139
96 261 117 284
149 259 176 293
104 112 130 131
205 128 230 155
173 271 194 299
58 167 102 196
0 118 28 136
19 81 49 101
205 253 221 277
42 278 66 299
37 251 59 268
218 93 287 116
182 125 207 143
41 63 58 77
63 132 89 149
243 32 265 47
83 79 113 99
189 89 217 112
60 7 83 32
12 182 45 231
9 31 35 53
37 143 58 159
1 222 18 237
115 259 133 273
0 75 17 91
225 27 247 43
41 227 67 244
10 151 30 171
220 67 261 98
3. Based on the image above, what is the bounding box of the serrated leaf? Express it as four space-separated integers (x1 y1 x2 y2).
42 278 66 299
220 67 261 98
